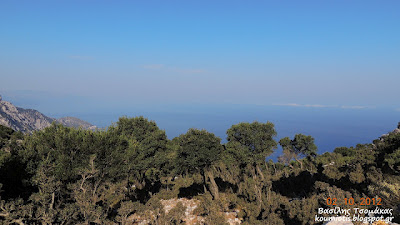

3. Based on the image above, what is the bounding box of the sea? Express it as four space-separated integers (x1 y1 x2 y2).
45 103 399 161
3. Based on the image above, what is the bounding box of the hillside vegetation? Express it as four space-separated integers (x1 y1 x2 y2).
0 117 399 224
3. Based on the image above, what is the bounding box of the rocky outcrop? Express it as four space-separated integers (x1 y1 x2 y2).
0 95 96 133
57 117 97 130
0 97 54 132
128 198 241 225
379 123 400 141
160 198 205 224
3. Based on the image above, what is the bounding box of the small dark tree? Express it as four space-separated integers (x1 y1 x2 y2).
173 128 223 199
225 121 277 181
113 116 169 183
174 128 222 175
279 134 317 169
226 121 277 164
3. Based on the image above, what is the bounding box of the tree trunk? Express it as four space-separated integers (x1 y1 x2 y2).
206 170 219 200
50 192 55 210
12 219 25 225
295 157 303 170
255 165 265 181
203 184 208 194
254 184 262 207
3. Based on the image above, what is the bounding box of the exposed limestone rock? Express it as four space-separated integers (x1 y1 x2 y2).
224 211 241 225
0 96 96 133
0 99 54 132
379 123 400 141
161 198 205 224
128 198 241 225
57 117 97 130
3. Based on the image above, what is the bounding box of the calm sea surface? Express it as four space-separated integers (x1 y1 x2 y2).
49 104 399 160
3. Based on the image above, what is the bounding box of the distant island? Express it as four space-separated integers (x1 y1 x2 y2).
0 98 399 224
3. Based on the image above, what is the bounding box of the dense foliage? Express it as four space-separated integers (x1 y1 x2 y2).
0 119 399 224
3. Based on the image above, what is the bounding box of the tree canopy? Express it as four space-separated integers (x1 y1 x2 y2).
173 128 222 175
226 121 277 164
0 120 399 224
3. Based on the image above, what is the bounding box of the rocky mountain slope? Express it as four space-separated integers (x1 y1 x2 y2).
56 117 97 130
0 95 96 132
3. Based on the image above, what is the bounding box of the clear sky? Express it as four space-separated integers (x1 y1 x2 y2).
1 0 400 111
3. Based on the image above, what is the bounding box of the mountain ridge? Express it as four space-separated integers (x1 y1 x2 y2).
0 95 96 132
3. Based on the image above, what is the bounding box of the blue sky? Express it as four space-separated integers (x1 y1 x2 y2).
1 0 400 111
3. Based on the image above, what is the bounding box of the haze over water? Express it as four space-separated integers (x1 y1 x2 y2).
61 104 400 160
1 1 399 160
3 91 398 160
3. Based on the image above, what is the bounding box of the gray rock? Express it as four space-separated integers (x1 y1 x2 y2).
57 117 97 130
0 96 96 132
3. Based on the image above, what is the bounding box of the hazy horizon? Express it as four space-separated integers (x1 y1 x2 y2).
1 1 399 158
1 1 400 108
1 93 398 161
